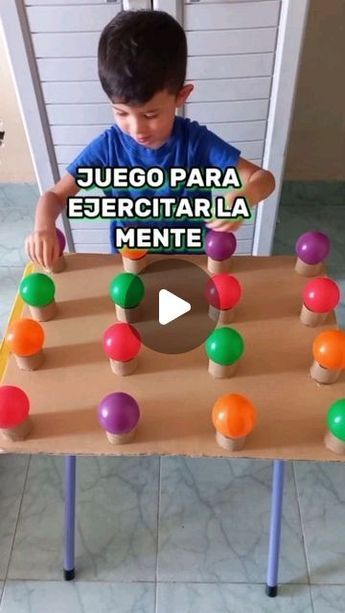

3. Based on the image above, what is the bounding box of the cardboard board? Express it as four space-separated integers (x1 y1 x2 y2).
0 254 344 461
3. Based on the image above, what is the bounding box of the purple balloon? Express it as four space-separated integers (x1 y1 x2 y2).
296 231 330 265
56 228 66 256
205 231 237 261
97 392 140 434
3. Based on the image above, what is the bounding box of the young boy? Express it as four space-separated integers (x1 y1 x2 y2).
25 10 275 270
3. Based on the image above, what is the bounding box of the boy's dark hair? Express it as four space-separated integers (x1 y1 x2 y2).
98 10 187 104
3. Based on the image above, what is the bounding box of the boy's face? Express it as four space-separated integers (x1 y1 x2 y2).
111 86 193 149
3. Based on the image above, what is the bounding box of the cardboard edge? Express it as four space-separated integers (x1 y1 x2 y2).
0 262 34 384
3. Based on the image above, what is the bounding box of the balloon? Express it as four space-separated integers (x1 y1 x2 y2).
98 392 140 434
19 273 55 307
205 274 242 310
56 228 66 256
0 385 30 428
312 330 345 370
212 393 256 438
205 326 244 365
327 399 345 441
121 247 147 260
103 323 141 361
6 318 44 356
205 230 236 261
303 278 340 313
296 231 330 265
109 273 145 308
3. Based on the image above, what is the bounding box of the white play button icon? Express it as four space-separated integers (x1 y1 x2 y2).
159 289 191 326
135 259 216 354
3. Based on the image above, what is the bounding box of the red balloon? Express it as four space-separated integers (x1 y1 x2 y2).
0 385 30 428
103 323 141 361
303 277 340 313
205 274 242 310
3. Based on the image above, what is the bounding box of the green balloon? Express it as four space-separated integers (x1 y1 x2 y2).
327 399 345 441
205 326 244 365
109 273 145 308
19 273 55 307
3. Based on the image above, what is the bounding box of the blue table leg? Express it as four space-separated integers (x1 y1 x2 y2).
64 455 76 580
266 459 285 597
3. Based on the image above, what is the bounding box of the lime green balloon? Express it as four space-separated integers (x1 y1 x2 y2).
327 399 345 441
205 326 244 365
109 273 145 308
19 273 55 307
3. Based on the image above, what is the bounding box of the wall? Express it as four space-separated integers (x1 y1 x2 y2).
0 1 344 183
284 0 345 180
0 26 35 182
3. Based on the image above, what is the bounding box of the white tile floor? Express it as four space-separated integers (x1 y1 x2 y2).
0 183 345 612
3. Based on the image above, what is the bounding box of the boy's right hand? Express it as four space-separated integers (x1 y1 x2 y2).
25 228 60 271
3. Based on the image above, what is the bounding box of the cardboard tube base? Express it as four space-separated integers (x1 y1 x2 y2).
209 305 235 324
216 431 246 451
106 429 136 445
29 300 57 322
207 257 231 274
15 349 44 371
208 359 238 379
324 431 345 455
110 357 138 376
310 360 341 384
0 417 32 441
295 258 323 277
115 304 141 323
300 304 328 327
122 256 147 274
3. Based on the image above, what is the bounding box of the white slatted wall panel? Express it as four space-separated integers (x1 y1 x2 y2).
23 1 122 253
181 0 281 254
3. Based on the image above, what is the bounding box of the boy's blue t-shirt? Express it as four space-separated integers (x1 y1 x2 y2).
66 116 241 253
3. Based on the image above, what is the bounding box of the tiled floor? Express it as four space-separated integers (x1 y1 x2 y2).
0 182 344 612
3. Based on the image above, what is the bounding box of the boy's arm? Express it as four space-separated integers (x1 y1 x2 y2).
25 173 80 270
35 174 79 230
206 158 275 232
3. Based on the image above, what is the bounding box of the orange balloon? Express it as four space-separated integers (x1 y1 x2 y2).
120 247 148 261
212 394 257 438
6 318 44 356
312 330 345 370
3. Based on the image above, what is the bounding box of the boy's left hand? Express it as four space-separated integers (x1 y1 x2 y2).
206 219 244 232
206 189 248 233
205 158 275 234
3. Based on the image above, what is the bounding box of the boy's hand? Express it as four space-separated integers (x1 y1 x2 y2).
206 219 243 233
25 228 60 271
206 190 248 233
206 158 275 234
25 174 79 270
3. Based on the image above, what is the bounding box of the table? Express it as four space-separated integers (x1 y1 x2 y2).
1 254 343 595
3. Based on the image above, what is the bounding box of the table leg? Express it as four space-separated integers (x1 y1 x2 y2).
266 459 285 597
64 455 76 580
